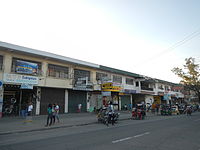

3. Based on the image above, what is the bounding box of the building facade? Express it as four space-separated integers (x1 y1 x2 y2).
0 41 185 117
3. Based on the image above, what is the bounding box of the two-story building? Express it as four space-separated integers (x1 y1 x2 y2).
0 41 185 117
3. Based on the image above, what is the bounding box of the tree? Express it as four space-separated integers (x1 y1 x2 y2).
172 57 200 103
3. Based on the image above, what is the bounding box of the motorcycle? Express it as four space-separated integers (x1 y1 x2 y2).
97 108 120 126
132 108 145 120
2 98 17 116
186 106 192 116
132 108 137 120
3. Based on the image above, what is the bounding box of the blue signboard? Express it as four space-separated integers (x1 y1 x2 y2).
20 83 33 89
0 80 2 89
16 60 38 75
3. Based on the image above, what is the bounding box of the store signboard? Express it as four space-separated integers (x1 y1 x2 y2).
16 60 38 75
73 77 93 91
102 91 111 96
0 80 2 90
101 82 121 92
124 89 136 94
20 83 33 89
3 73 38 85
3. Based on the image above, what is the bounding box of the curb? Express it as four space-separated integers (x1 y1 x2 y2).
0 114 157 136
0 121 98 136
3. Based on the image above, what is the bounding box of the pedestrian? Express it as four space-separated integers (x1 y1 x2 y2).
78 103 82 113
124 104 128 110
27 102 33 116
54 103 60 123
156 104 159 115
129 103 132 111
25 102 33 122
52 104 56 124
45 104 53 126
21 102 27 118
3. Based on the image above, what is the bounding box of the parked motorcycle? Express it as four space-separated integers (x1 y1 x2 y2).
132 107 145 120
2 98 17 116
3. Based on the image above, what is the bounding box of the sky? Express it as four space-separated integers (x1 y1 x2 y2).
0 0 200 83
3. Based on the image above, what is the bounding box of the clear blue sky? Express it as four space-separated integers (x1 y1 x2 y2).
0 0 200 83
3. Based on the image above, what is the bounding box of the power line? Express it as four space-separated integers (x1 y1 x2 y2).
139 28 200 66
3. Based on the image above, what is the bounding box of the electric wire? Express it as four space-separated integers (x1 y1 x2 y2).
139 28 200 66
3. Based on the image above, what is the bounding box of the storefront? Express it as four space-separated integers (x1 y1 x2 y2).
69 77 93 113
101 82 121 110
2 73 39 117
119 89 136 110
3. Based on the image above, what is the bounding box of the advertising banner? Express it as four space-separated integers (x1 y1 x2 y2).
3 73 38 85
16 60 38 75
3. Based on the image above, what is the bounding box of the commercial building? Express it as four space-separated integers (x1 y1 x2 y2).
0 41 184 117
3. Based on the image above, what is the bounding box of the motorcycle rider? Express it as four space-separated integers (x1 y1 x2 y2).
108 101 115 125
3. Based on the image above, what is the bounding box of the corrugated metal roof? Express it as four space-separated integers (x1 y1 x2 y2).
0 41 178 85
0 41 100 68
99 65 143 78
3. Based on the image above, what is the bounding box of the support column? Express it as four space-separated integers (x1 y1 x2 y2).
0 83 4 118
65 89 68 113
3 54 12 73
35 87 41 115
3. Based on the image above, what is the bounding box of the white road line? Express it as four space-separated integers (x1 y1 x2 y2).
134 132 150 138
112 137 132 143
112 132 150 144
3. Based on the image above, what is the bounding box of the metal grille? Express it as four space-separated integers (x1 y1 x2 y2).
48 64 69 79
74 69 90 81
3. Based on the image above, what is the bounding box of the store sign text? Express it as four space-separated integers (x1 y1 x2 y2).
3 73 38 85
101 82 121 92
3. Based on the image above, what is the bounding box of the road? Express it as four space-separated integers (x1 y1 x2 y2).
1 113 200 150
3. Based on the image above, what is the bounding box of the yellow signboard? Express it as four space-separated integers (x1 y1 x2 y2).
102 83 121 92
153 96 161 104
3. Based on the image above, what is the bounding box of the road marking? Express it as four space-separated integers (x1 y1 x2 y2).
112 132 150 143
112 137 132 143
134 132 150 138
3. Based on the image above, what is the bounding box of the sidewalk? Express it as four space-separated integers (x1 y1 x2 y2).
0 111 156 135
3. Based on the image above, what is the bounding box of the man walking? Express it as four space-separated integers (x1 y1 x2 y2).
45 104 53 126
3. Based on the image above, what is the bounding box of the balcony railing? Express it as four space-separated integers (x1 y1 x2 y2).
141 86 154 91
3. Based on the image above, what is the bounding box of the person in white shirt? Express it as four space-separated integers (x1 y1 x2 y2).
27 102 33 116
54 103 60 123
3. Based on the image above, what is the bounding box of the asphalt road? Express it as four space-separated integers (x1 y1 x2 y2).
1 113 200 150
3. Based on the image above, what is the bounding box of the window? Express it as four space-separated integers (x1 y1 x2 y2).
74 69 90 81
149 84 155 89
165 86 169 91
96 72 108 81
0 55 3 71
48 64 69 79
136 81 139 87
11 58 42 75
126 78 134 85
113 75 122 83
159 85 164 90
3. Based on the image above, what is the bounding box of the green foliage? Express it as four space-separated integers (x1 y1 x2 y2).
172 57 200 102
